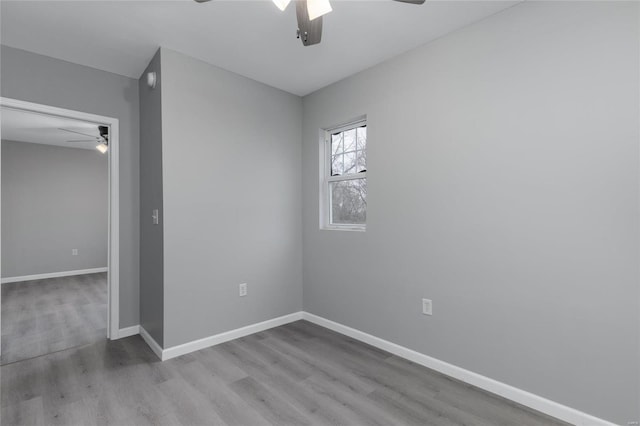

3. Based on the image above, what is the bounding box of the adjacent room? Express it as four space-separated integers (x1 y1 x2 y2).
1 109 110 365
1 1 638 426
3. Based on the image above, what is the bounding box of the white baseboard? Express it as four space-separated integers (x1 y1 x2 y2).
301 312 616 426
1 267 108 284
138 312 304 361
161 312 304 361
139 326 164 360
116 325 140 339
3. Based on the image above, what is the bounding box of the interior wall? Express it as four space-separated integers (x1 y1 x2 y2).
1 140 107 278
139 49 165 346
0 45 140 328
301 2 639 424
159 48 303 347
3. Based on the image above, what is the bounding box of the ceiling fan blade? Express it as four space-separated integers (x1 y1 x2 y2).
393 0 426 4
296 0 323 46
59 128 99 138
193 0 212 2
67 139 98 142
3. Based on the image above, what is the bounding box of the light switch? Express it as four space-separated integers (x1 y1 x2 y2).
152 209 159 225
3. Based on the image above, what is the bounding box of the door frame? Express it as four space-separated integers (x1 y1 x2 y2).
0 97 120 343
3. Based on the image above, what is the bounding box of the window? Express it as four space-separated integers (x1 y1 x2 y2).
322 119 367 230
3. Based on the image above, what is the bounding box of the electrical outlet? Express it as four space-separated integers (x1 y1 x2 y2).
72 249 78 256
239 283 247 297
422 298 432 316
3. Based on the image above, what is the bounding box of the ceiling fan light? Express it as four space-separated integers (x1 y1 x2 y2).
307 0 332 20
272 0 291 11
96 143 108 154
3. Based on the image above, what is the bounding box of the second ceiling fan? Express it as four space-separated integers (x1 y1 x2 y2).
194 0 425 47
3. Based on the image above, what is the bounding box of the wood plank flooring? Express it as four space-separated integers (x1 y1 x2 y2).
1 320 569 425
1 273 107 365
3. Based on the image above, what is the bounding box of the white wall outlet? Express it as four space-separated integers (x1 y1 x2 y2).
239 283 248 297
422 298 432 316
72 249 78 256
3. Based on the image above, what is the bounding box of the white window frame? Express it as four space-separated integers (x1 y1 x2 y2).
320 117 367 232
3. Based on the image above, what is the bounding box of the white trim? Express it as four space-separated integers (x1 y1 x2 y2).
108 119 120 341
321 224 366 232
1 267 108 284
139 326 164 360
142 312 304 361
117 325 140 339
301 312 616 426
0 97 120 341
162 312 304 360
326 117 367 135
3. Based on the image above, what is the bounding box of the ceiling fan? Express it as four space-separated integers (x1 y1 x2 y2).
194 0 425 46
59 126 109 153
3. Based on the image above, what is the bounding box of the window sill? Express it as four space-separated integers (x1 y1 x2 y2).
321 225 366 232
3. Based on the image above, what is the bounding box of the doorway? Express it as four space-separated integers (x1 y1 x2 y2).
0 98 119 364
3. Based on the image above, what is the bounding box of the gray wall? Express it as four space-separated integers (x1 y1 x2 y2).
301 2 639 424
1 140 107 278
139 49 164 346
1 45 140 328
160 48 303 347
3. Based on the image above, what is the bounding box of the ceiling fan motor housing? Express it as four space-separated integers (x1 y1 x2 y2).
99 125 109 141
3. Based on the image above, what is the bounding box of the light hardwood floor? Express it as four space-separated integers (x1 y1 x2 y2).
1 319 569 425
1 273 107 365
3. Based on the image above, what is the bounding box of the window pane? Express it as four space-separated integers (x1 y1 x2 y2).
356 126 367 151
331 154 344 176
343 128 356 152
343 151 357 175
331 133 343 155
357 149 366 173
330 178 366 225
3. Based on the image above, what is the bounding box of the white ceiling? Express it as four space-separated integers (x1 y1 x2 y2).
0 0 518 96
1 108 103 150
